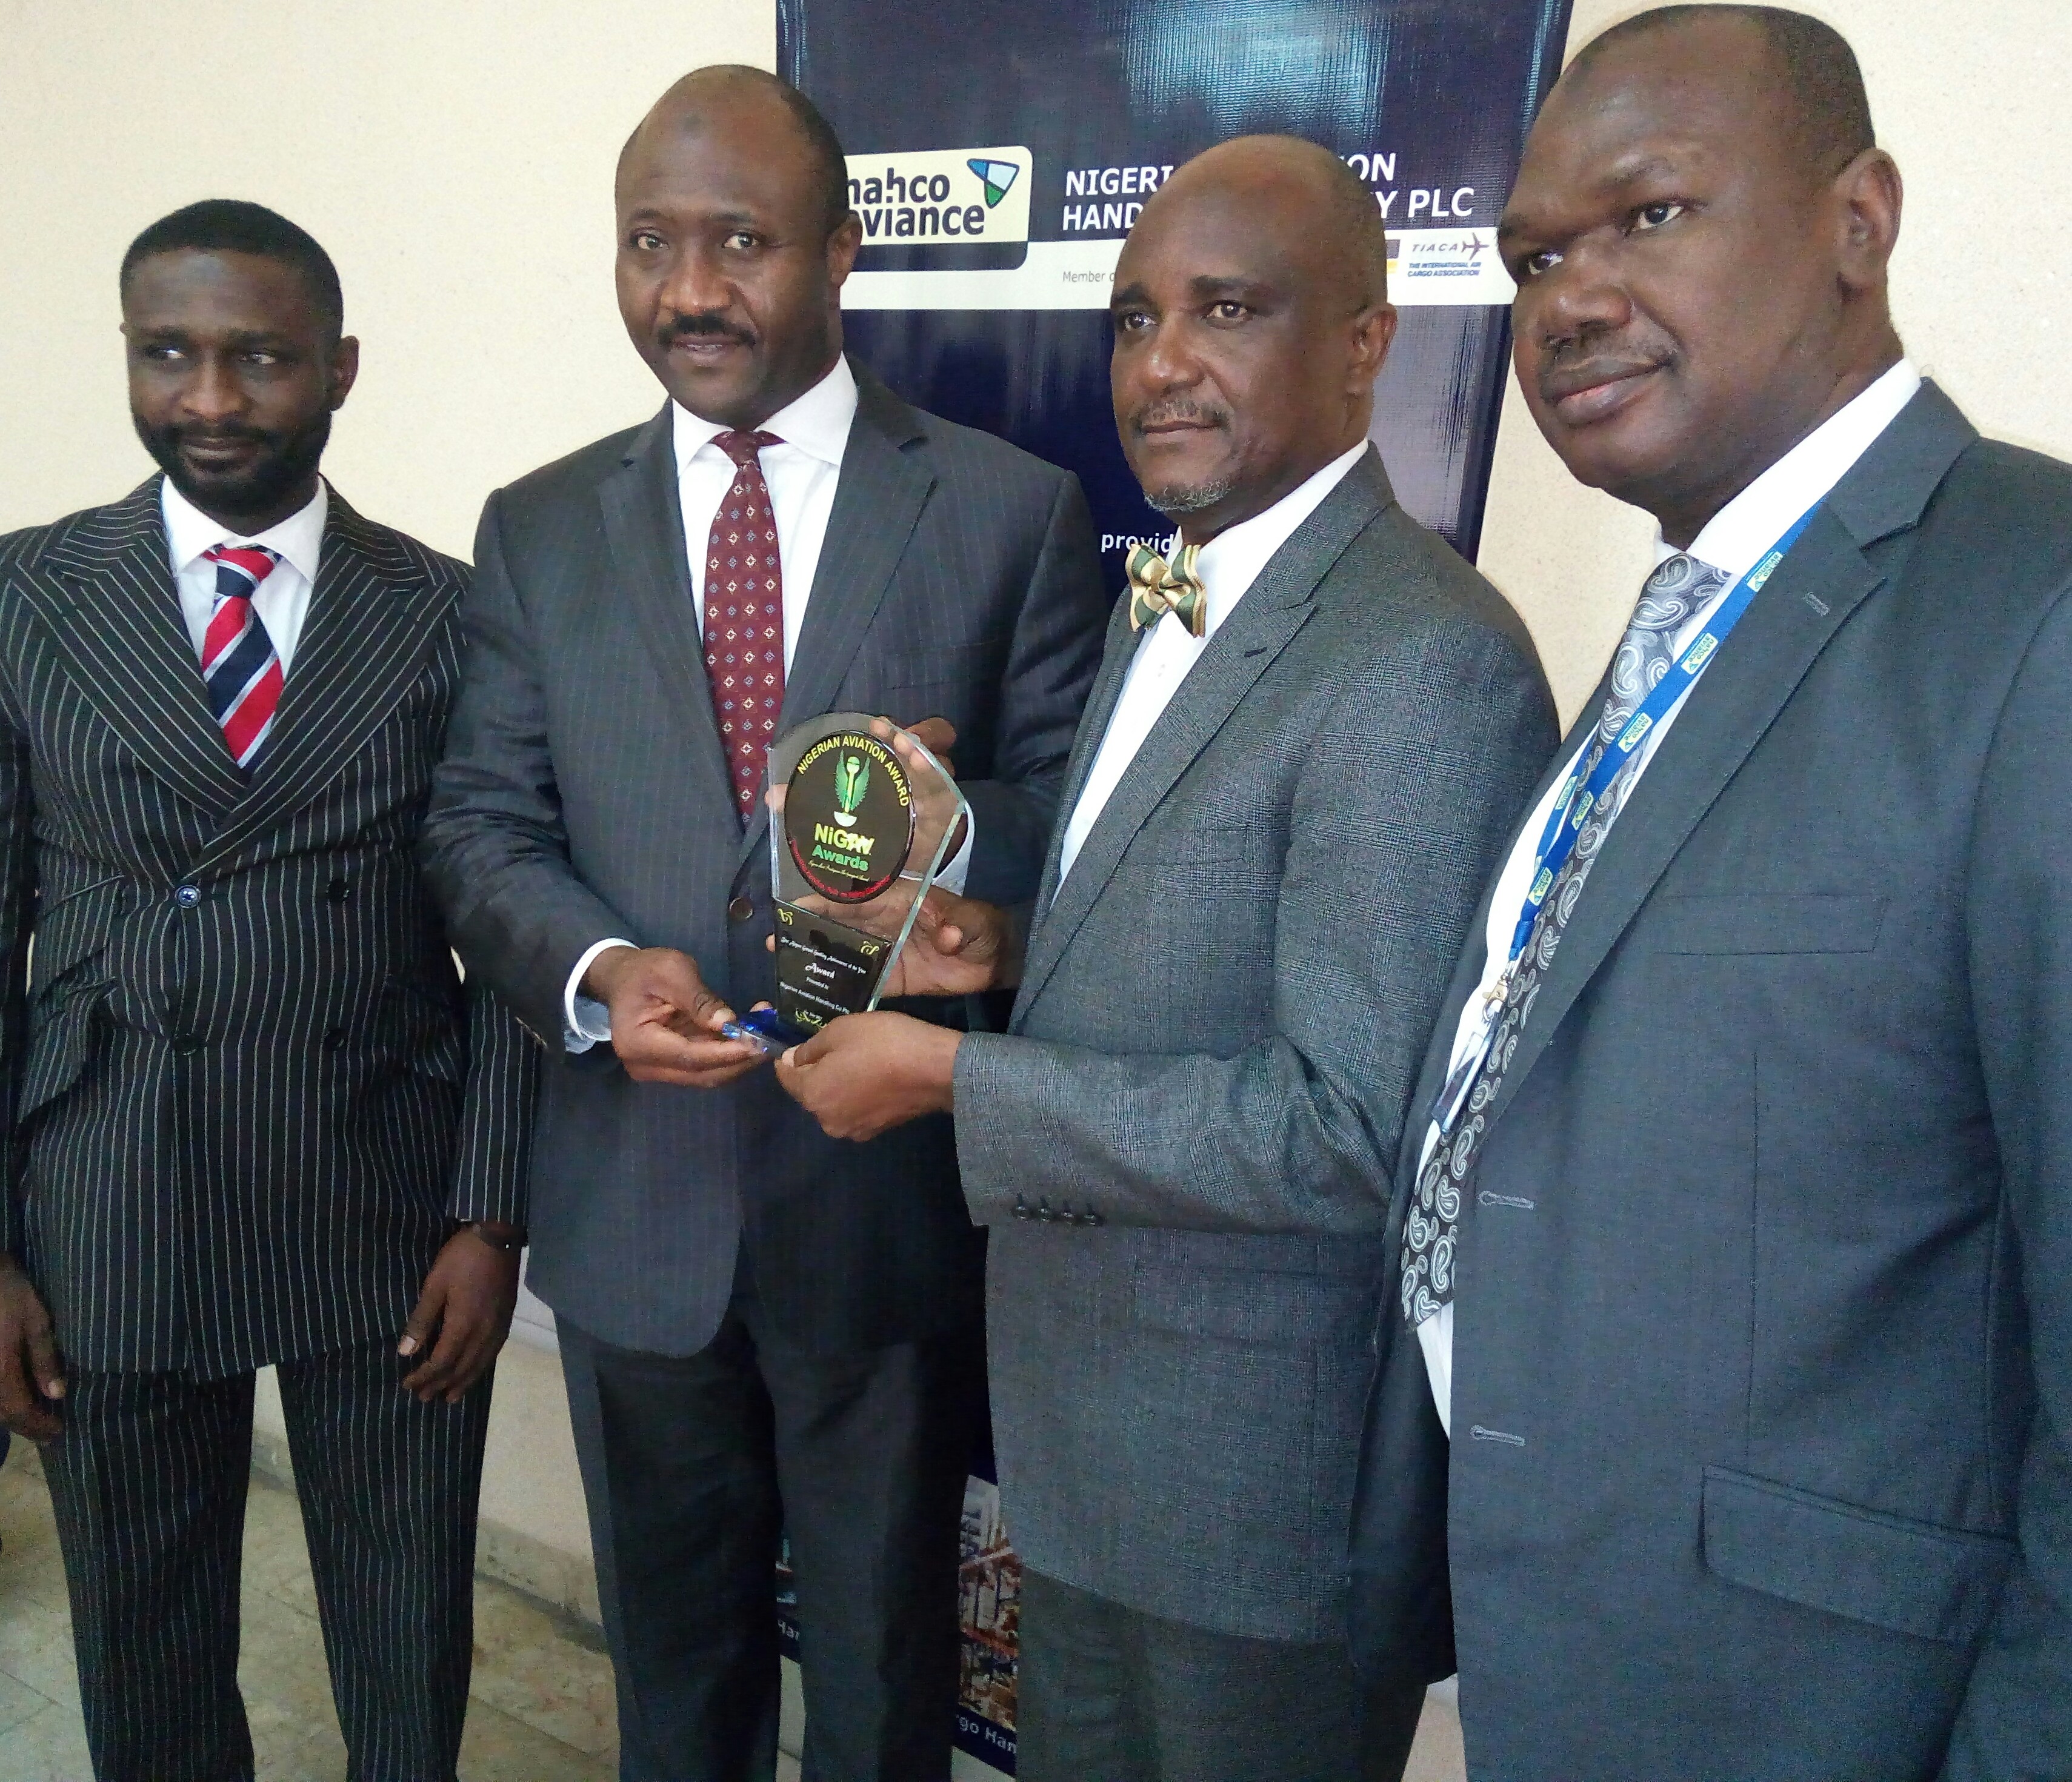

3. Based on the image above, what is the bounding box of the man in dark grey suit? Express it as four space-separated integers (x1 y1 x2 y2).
0 202 538 1782
780 138 1554 1781
419 67 1106 1782
1350 10 2072 1778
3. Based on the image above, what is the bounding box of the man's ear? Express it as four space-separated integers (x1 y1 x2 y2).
328 335 361 411
826 213 864 290
1833 147 1903 295
1350 301 1399 391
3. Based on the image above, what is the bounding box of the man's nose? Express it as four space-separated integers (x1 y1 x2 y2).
180 354 249 424
656 245 735 325
1522 244 1636 354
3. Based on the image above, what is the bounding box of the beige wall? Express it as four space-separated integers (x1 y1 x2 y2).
3 0 2067 1568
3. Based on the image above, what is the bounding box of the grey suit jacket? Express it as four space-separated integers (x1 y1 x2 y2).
0 478 538 1377
1350 384 2072 1780
420 363 1108 1356
953 451 1557 1643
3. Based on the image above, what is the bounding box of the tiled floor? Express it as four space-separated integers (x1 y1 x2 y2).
1 1436 1456 1781
0 1437 642 1782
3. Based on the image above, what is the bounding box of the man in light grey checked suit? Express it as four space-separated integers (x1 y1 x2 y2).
419 67 1107 1782
780 138 1556 1780
0 201 539 1781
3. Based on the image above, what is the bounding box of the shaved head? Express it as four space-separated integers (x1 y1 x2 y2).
1572 6 1874 182
620 65 853 242
1108 134 1397 540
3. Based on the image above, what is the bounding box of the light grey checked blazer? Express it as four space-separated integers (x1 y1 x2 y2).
952 450 1557 1644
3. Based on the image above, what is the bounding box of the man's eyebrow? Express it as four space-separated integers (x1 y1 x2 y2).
1110 279 1152 309
1496 152 1691 244
1185 273 1270 301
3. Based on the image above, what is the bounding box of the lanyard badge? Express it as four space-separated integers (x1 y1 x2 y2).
1430 503 1822 1140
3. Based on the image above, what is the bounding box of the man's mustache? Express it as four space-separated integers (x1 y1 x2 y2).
160 422 277 448
659 312 757 349
1126 400 1230 437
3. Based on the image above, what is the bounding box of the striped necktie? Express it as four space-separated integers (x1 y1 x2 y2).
199 544 285 771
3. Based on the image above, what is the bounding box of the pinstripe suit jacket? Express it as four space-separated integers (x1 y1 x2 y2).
0 477 538 1378
951 453 1557 1642
421 364 1108 1357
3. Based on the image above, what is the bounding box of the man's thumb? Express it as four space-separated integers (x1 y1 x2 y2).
399 1285 442 1357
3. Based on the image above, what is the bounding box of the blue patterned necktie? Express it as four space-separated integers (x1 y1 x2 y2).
1400 551 1731 1330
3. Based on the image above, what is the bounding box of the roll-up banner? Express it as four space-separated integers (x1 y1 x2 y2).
776 2 1570 1771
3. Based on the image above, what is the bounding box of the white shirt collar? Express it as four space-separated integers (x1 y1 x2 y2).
672 353 859 476
1663 359 1923 579
161 474 328 586
1175 440 1371 639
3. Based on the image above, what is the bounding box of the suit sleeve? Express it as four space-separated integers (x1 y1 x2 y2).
419 490 639 1042
953 616 1557 1233
0 691 32 1257
444 975 540 1226
958 471 1110 906
1943 582 2072 1780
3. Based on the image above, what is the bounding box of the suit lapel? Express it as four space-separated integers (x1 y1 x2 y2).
736 367 936 874
1015 453 1390 1014
600 404 738 827
191 490 449 871
1475 382 1977 1134
30 477 248 817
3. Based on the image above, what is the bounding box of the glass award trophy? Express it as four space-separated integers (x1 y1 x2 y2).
747 714 971 1048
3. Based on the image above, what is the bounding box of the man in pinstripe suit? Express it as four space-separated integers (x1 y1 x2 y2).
0 202 539 1782
421 68 1107 1782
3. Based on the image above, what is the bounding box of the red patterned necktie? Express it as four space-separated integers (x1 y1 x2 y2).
701 430 787 820
199 544 285 770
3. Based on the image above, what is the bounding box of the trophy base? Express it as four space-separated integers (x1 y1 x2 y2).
773 900 893 1036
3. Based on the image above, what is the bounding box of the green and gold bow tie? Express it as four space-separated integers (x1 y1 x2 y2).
1125 541 1207 637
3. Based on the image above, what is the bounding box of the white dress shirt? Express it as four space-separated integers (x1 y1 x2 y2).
1414 359 1924 1434
161 476 327 674
564 356 970 1046
1054 441 1370 885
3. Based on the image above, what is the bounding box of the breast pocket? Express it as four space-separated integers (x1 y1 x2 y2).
1641 893 1887 954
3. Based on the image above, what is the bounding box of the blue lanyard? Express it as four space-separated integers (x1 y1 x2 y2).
1504 502 1821 966
1428 503 1820 1143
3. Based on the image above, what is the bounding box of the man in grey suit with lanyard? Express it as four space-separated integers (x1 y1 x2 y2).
779 137 1556 1780
421 66 1107 1782
1350 9 2072 1778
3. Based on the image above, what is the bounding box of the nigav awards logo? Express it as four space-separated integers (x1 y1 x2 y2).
846 145 1033 270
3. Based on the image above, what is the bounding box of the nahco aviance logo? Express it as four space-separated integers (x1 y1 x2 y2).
845 146 1032 245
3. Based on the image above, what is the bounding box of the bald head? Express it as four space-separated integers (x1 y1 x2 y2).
620 65 853 242
1569 5 1874 184
1108 135 1397 542
1144 135 1391 312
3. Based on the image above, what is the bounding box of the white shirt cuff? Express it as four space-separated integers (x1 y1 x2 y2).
564 938 636 1052
937 811 975 894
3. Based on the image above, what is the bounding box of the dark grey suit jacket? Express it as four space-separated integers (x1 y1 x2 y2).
420 363 1108 1357
953 452 1556 1643
1351 384 2072 1780
0 478 538 1378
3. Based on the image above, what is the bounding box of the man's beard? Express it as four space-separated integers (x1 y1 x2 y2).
1142 473 1238 516
133 408 331 525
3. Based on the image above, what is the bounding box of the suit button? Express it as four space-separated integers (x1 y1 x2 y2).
728 896 755 923
1084 1209 1104 1228
170 1032 202 1056
173 883 201 908
323 1026 347 1051
1037 1199 1056 1223
1012 1196 1031 1221
326 878 353 903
